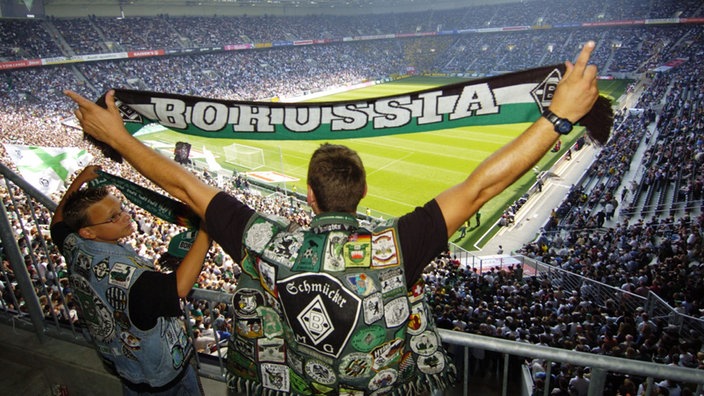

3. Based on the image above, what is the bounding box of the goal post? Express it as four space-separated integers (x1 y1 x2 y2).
223 143 266 170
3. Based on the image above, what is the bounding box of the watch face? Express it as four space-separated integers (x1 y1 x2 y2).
556 119 573 134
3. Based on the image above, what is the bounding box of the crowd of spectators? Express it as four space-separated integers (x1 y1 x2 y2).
1 6 703 395
420 24 704 396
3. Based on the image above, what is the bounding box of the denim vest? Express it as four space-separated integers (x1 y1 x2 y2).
61 233 192 387
226 212 455 395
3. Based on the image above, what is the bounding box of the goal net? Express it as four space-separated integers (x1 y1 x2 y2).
223 143 265 170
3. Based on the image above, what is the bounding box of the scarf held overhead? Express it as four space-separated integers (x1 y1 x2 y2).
92 64 612 161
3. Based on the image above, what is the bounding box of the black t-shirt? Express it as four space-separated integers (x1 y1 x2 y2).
205 191 448 286
50 222 180 331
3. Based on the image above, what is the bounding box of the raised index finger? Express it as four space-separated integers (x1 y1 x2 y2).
63 90 92 107
572 41 595 75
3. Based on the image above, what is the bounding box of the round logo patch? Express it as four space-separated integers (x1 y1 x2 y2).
305 359 337 386
233 288 265 318
105 286 127 311
338 352 373 380
350 325 386 353
410 331 439 356
368 368 397 391
417 351 446 375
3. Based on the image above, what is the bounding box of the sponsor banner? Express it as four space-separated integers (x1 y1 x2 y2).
645 18 680 24
396 32 437 38
80 52 128 61
294 40 314 45
224 43 253 50
272 41 293 47
583 19 645 27
127 49 165 58
552 23 582 28
0 58 42 70
254 42 273 49
502 26 531 31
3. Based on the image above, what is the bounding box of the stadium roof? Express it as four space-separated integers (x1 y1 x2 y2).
44 0 514 11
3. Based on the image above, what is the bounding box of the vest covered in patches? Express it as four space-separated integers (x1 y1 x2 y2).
61 233 192 387
226 212 456 395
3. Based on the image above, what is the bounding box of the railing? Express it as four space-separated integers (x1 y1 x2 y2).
1 161 703 396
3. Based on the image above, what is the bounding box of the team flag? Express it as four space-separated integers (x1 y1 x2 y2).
3 144 93 195
88 64 612 162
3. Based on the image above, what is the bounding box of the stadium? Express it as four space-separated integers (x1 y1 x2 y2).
0 0 703 395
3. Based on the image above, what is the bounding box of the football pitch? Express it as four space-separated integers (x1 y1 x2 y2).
139 76 629 250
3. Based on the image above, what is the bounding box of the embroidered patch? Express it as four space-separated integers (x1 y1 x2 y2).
245 219 276 253
338 352 373 380
287 349 305 375
105 286 127 311
407 303 428 336
70 275 115 343
305 359 337 386
278 273 361 358
74 251 93 279
371 338 405 371
293 233 325 273
345 273 377 297
371 229 399 268
170 343 186 370
322 231 348 272
417 351 446 375
257 260 278 297
92 258 109 280
263 230 304 269
343 232 371 268
233 336 256 360
241 254 259 280
363 293 384 324
350 325 386 353
257 306 284 338
114 310 130 329
120 331 141 350
257 337 286 363
410 331 439 356
379 267 405 298
261 362 290 392
233 288 265 319
384 297 409 328
407 282 425 304
397 351 416 382
368 368 398 391
122 344 138 361
236 317 264 338
108 263 135 288
264 292 281 313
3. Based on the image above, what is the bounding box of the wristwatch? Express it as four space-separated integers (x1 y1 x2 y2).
542 109 573 134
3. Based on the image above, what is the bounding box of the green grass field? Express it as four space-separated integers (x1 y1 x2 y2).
138 76 630 250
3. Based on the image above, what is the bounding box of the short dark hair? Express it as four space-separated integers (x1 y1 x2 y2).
62 187 110 231
307 143 365 213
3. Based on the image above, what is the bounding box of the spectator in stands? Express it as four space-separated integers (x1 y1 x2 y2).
50 165 212 395
66 40 601 394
